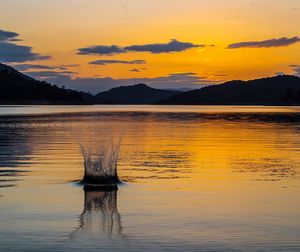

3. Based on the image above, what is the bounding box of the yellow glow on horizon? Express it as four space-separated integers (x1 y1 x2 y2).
1 0 300 86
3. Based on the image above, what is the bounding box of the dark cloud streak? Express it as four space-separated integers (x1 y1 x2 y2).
129 68 141 72
0 28 49 63
89 59 146 65
14 63 80 71
0 29 19 41
15 64 67 71
124 39 203 53
78 39 203 56
78 45 125 55
228 37 300 49
290 64 300 76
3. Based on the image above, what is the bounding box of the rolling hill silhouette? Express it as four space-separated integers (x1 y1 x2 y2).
96 83 181 104
1 63 300 105
0 63 107 104
157 75 300 105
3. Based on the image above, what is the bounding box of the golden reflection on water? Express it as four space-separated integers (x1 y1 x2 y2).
1 107 300 251
1 109 300 188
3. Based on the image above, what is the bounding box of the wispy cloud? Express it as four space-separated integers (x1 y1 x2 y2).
227 37 300 49
26 71 213 93
214 74 228 77
78 45 126 55
14 64 75 71
25 70 78 80
168 72 198 76
124 39 203 53
0 29 49 63
89 59 146 65
0 29 19 41
129 67 147 72
129 68 141 72
78 39 203 56
290 64 300 76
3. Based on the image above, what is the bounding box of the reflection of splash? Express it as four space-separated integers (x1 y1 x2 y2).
70 186 123 240
232 158 297 181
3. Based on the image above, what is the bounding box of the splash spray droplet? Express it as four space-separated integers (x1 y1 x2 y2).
79 130 122 185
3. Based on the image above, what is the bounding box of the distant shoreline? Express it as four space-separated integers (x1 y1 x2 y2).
1 102 300 106
1 63 300 106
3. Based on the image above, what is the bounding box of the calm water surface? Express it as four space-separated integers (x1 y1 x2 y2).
0 105 300 251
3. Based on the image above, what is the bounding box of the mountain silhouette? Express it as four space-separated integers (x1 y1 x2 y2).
96 83 181 104
2 63 300 105
157 75 300 105
0 63 107 104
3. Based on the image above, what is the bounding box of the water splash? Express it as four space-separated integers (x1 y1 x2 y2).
79 130 123 184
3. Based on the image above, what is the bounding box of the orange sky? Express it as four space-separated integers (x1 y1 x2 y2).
1 0 300 92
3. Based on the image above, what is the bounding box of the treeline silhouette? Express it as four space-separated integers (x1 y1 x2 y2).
1 63 300 105
158 75 300 105
0 63 104 104
96 83 180 104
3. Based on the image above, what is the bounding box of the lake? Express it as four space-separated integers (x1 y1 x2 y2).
1 105 300 251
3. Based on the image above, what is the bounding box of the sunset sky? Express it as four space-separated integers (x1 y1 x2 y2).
1 0 300 93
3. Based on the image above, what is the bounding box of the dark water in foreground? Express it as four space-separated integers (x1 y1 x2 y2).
0 105 300 251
